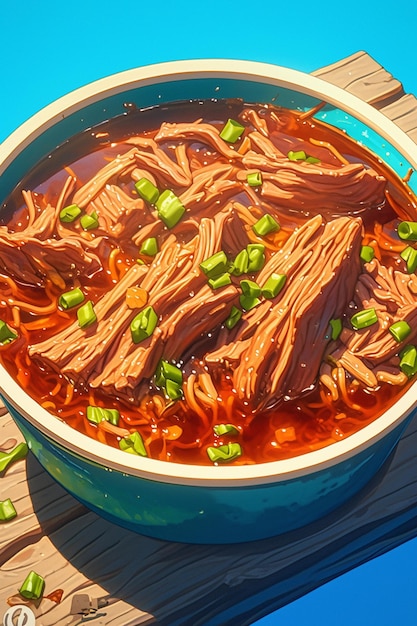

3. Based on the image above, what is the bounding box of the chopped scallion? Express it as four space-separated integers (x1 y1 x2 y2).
240 294 261 311
262 273 286 299
59 203 81 223
135 177 159 203
252 214 280 237
207 442 242 463
200 251 228 278
86 406 120 425
213 424 239 437
389 320 412 343
80 211 99 231
231 249 249 276
77 300 97 329
208 273 232 289
246 171 263 187
398 221 417 241
130 305 158 343
329 318 343 341
19 570 45 600
0 442 28 474
400 246 417 273
360 245 375 263
165 379 184 400
247 243 265 272
155 190 185 228
219 119 245 143
0 498 17 522
59 287 85 310
139 237 158 256
0 320 18 345
225 305 242 330
240 279 261 298
119 431 148 456
287 150 320 164
351 308 378 330
155 360 183 388
399 345 417 377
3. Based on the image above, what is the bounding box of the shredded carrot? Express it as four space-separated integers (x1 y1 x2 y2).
98 420 130 437
162 425 183 440
308 137 349 165
237 136 251 155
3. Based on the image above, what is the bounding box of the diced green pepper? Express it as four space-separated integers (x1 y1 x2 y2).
0 498 17 522
262 273 286 299
59 203 82 223
130 306 158 343
135 177 159 203
155 190 185 228
0 320 18 345
119 431 148 456
19 570 45 600
59 287 85 310
77 300 97 329
207 442 242 463
252 214 280 237
219 119 245 143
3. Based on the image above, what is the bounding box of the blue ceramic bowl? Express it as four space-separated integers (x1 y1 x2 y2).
1 60 417 544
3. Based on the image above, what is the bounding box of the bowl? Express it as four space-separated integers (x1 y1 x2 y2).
1 59 417 544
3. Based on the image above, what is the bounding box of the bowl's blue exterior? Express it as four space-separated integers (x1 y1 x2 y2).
8 405 413 543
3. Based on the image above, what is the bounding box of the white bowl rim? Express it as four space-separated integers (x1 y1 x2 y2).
1 58 417 487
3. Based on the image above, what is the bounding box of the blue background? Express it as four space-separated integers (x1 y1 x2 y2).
1 1 417 623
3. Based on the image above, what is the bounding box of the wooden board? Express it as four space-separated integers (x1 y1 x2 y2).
2 52 417 625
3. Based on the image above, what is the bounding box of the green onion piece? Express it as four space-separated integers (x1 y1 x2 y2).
200 251 228 278
165 379 184 400
247 243 266 272
59 203 82 223
219 119 245 143
0 320 18 345
329 318 343 341
246 171 263 187
80 211 99 231
398 221 417 241
240 279 261 298
213 424 239 437
155 190 185 228
262 273 286 299
0 442 28 474
58 287 85 310
225 305 242 330
155 360 183 387
240 294 261 311
139 237 158 256
399 345 417 377
130 305 158 343
252 214 280 237
86 406 120 425
119 431 148 456
77 300 97 329
231 249 249 276
207 442 242 463
0 498 17 522
287 150 320 164
135 177 159 203
19 570 45 600
360 245 375 263
389 320 412 343
208 273 232 289
351 308 378 330
400 246 417 273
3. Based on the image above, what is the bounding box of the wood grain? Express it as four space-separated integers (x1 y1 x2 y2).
1 52 417 625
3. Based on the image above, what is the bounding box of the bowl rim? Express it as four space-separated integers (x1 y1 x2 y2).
1 58 417 486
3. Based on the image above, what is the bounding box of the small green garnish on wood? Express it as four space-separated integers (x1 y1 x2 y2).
19 570 45 600
0 442 28 474
0 498 17 522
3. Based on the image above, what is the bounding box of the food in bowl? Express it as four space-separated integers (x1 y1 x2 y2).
1 94 416 469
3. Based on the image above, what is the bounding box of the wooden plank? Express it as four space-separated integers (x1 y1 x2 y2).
1 52 417 626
